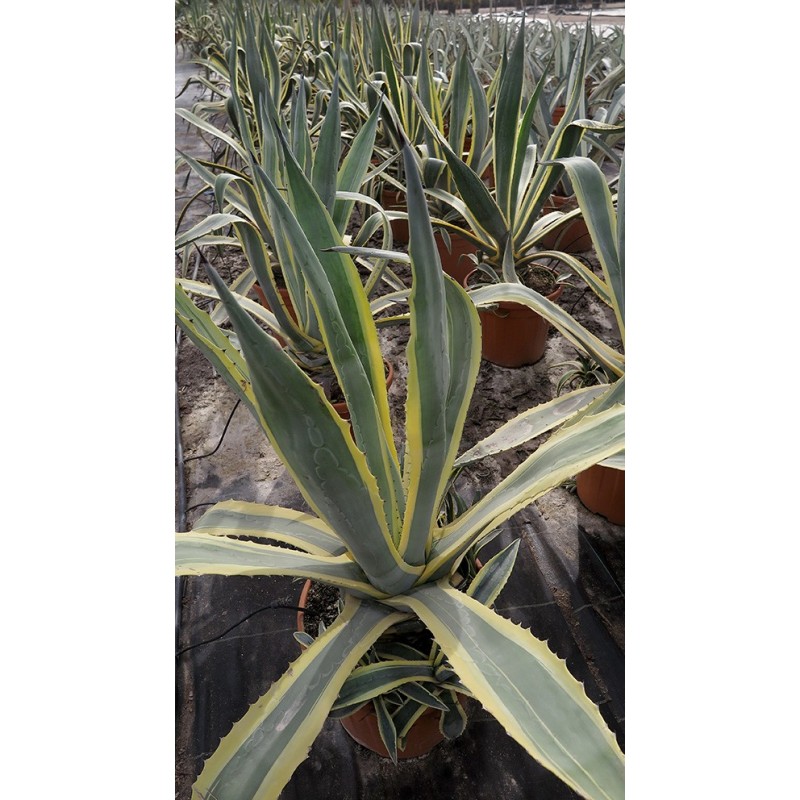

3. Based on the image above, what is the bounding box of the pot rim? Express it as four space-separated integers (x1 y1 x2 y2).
462 267 563 309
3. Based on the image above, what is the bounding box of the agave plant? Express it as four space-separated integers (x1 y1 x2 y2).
542 153 625 480
406 19 620 278
176 0 224 56
546 153 624 363
176 53 407 368
176 139 624 799
379 20 625 383
554 351 610 396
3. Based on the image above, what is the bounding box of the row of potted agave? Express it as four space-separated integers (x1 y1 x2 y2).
322 17 625 526
175 3 625 798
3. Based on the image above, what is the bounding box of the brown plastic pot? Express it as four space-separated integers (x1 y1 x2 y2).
576 463 625 525
540 194 593 253
435 231 477 284
380 187 409 244
339 699 452 759
465 270 563 367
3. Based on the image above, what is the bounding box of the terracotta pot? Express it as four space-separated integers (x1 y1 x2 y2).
435 231 477 284
380 187 409 244
296 579 465 760
576 463 625 525
339 699 452 759
465 270 563 367
540 194 593 253
551 105 567 125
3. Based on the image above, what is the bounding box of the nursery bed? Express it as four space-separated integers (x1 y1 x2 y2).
175 41 624 799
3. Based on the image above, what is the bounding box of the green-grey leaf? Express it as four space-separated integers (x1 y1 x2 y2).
175 533 381 596
429 406 624 579
467 539 520 608
400 142 482 568
334 660 437 708
203 263 414 595
455 385 610 467
191 596 405 800
193 500 346 556
396 583 624 800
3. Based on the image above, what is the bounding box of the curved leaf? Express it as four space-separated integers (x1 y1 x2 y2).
204 264 417 595
273 148 406 543
175 284 264 432
427 406 624 579
400 142 482 567
333 660 438 709
555 155 624 341
175 213 243 249
394 584 624 800
192 596 405 800
403 75 508 244
175 533 382 597
178 275 321 352
455 385 610 468
467 539 520 609
467 283 624 378
175 107 247 160
193 500 346 556
333 99 383 232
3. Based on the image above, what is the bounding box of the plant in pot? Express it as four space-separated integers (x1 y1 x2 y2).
176 141 625 799
176 73 405 416
535 27 625 254
410 43 495 281
406 20 623 367
551 351 622 523
291 484 496 763
536 154 625 525
363 11 496 266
